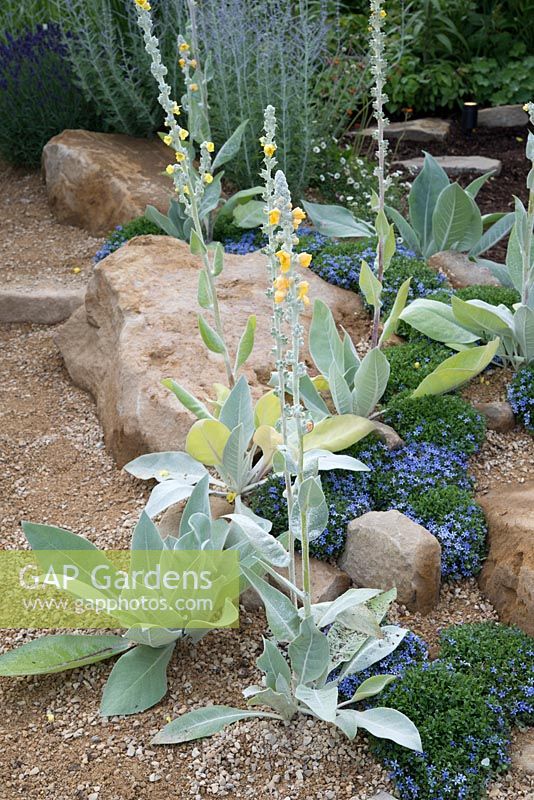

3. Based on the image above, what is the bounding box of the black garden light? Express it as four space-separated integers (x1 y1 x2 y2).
462 101 478 134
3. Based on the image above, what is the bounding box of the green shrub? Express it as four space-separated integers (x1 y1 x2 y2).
94 216 164 263
384 341 453 401
508 363 534 433
455 285 520 309
439 622 534 727
402 486 488 579
383 394 486 454
374 661 511 800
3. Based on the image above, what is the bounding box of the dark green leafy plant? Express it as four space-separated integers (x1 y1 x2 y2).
455 285 520 309
383 340 453 401
383 394 486 454
508 363 534 432
94 216 165 263
439 622 534 726
373 661 511 800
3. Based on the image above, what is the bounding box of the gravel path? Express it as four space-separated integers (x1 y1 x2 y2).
0 159 103 288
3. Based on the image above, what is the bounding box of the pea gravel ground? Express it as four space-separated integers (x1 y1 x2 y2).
1 323 533 799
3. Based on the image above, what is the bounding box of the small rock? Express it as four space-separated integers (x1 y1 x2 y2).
340 510 441 614
372 421 405 450
0 287 85 325
511 729 534 775
359 117 450 142
28 767 40 776
43 130 173 235
473 401 515 433
159 496 234 539
428 250 499 288
368 793 397 800
478 104 529 128
393 155 501 177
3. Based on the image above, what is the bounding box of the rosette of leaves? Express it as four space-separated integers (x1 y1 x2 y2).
0 477 289 716
152 585 421 752
301 153 513 261
125 375 373 519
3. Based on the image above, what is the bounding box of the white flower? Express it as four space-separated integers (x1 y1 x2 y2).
334 172 340 180
313 146 320 154
319 174 325 181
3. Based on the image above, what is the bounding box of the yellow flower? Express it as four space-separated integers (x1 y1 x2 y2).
292 207 306 229
179 128 189 140
203 173 214 184
190 59 197 69
165 164 175 175
190 83 199 92
274 276 290 291
380 9 387 18
159 469 170 478
172 103 181 115
72 267 81 274
175 151 186 162
226 491 236 503
163 134 172 146
263 143 277 158
414 361 421 369
179 42 190 52
298 252 312 268
298 281 309 297
274 290 287 304
205 141 215 152
134 0 151 9
276 250 291 273
269 208 281 226
178 58 186 68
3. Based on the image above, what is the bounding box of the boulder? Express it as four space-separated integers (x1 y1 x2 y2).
360 118 450 142
0 286 85 324
478 104 528 128
428 250 499 288
242 555 351 611
372 421 405 450
478 482 534 636
158 496 234 539
55 236 367 466
511 729 534 775
339 510 441 615
473 401 515 432
393 155 501 177
42 130 173 235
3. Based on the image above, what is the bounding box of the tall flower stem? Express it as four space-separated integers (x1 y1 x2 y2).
522 102 534 307
369 0 390 348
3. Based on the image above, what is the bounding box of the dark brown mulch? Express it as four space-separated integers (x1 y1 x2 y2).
390 118 531 262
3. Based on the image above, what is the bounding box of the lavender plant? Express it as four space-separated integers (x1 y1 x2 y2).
151 109 422 754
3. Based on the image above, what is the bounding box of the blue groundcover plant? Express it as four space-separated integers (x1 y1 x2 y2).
508 364 534 433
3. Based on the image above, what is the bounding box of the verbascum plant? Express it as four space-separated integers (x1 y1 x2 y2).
151 109 422 752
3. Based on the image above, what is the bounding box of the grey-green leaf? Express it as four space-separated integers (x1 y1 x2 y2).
288 617 330 684
0 634 130 676
242 566 300 643
152 705 278 744
351 348 390 416
100 643 175 716
198 315 227 354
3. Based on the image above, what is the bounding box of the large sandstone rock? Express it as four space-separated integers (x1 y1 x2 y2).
43 130 173 235
428 250 499 288
339 510 441 614
56 236 367 466
473 401 515 433
0 286 85 324
478 482 534 636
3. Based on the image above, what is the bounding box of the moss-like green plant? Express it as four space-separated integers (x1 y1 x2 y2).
384 340 453 400
383 394 486 454
455 285 520 309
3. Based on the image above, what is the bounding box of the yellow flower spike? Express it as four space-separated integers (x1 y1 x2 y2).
298 252 312 268
172 103 181 115
163 134 172 146
179 128 189 140
263 143 277 158
203 173 214 184
175 151 186 162
276 250 291 273
190 83 199 92
274 290 287 304
205 141 215 153
165 164 175 175
179 42 190 52
269 208 281 226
